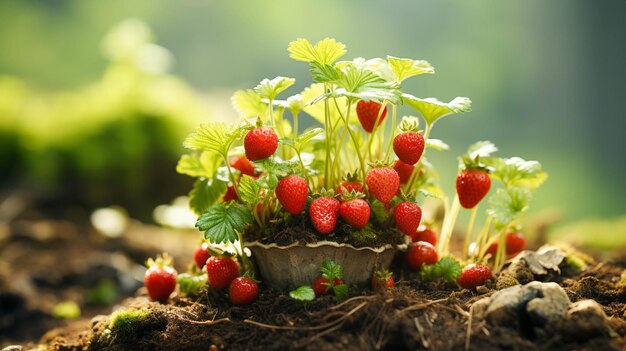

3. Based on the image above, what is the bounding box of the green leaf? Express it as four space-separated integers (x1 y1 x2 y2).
254 76 296 100
238 175 261 206
425 139 449 151
282 128 324 153
437 257 462 282
334 58 402 104
253 158 300 190
387 56 435 82
231 89 265 117
321 258 344 280
289 285 315 302
485 157 547 190
403 94 472 126
310 62 342 83
183 122 248 156
196 202 253 244
487 187 532 229
176 154 207 177
286 94 305 115
177 273 207 295
332 283 348 301
288 38 346 65
302 83 356 125
52 301 81 319
176 152 222 178
467 141 498 160
189 177 227 215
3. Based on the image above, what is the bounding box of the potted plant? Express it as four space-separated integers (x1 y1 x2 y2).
176 38 546 294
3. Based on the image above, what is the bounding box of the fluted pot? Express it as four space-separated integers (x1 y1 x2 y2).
248 241 399 291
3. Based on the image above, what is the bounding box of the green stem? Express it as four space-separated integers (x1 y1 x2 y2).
334 97 367 183
223 154 241 199
323 84 331 189
494 229 507 273
293 111 299 139
438 194 461 256
384 104 398 163
476 216 493 260
332 126 348 182
268 99 276 130
463 207 478 259
296 150 313 192
236 230 254 275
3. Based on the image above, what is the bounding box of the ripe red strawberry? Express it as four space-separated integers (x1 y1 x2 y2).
393 202 422 236
486 232 526 257
230 156 256 176
206 256 239 289
456 169 491 209
457 263 492 289
336 181 364 195
393 160 414 185
309 196 340 234
312 276 344 296
393 131 425 165
229 277 259 305
405 241 438 270
356 100 388 133
366 167 400 204
410 227 437 246
223 186 238 202
244 127 279 161
144 257 177 303
193 244 211 269
275 174 308 215
371 270 394 290
339 199 370 229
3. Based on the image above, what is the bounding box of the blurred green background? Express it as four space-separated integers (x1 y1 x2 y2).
0 0 624 228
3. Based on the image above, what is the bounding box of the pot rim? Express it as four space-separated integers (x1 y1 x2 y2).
247 240 405 253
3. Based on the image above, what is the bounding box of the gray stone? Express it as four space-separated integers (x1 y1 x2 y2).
525 281 570 325
480 281 570 329
558 299 611 340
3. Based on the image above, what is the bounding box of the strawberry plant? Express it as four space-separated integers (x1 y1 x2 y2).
174 37 547 299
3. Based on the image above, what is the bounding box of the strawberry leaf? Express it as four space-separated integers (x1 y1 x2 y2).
196 202 253 244
334 58 402 104
288 38 346 65
231 89 265 118
184 122 249 157
254 158 300 190
332 283 348 301
310 62 342 83
467 141 498 160
403 94 472 126
238 175 261 206
176 152 222 178
189 177 227 215
289 285 315 302
485 157 547 190
254 76 296 100
487 187 532 230
387 56 435 82
425 139 449 151
302 83 357 125
418 257 461 282
321 258 344 281
286 94 304 115
177 273 207 295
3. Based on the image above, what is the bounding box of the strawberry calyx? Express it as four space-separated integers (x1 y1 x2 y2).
146 253 174 269
397 116 422 133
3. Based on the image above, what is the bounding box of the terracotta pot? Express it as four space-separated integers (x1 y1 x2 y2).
248 241 399 290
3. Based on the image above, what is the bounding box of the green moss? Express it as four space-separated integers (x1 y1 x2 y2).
109 308 151 336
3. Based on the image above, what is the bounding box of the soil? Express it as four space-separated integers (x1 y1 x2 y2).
245 212 405 248
2 199 625 351
11 254 625 351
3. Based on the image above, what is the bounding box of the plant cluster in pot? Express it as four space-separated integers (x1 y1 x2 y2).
175 38 546 297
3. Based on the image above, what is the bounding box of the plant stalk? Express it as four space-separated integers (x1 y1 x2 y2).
438 194 461 256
